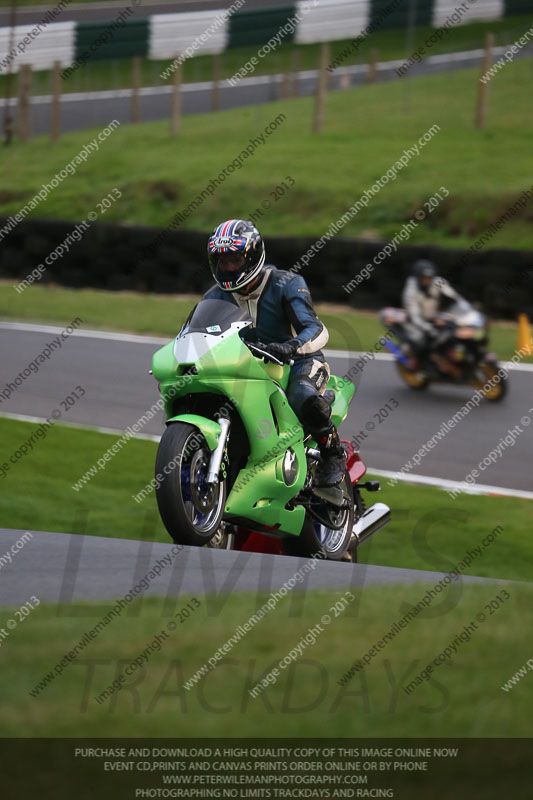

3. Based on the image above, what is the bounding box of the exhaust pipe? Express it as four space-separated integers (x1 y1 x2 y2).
352 502 391 545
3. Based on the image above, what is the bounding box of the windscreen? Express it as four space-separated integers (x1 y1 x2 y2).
444 297 474 320
182 298 252 335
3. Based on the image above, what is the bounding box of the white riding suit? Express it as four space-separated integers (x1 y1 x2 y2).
402 276 460 349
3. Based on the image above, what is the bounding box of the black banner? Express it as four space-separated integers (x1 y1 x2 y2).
1 738 531 799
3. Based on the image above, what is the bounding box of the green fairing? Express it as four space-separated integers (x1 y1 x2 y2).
166 414 221 451
152 310 353 538
328 374 355 428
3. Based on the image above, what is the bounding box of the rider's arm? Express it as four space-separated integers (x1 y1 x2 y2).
434 277 463 315
436 278 460 301
402 277 433 332
283 276 329 355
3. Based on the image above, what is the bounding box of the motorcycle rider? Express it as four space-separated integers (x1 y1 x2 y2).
402 259 461 368
204 218 346 487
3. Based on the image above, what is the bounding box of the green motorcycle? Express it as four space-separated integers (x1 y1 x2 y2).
152 297 390 560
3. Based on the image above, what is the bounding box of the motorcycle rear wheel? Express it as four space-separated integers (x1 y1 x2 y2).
155 423 226 546
284 471 354 560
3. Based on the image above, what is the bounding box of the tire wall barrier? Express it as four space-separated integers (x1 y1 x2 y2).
1 217 532 319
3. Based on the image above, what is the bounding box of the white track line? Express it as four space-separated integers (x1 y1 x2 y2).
0 412 160 442
367 467 533 501
0 321 168 345
1 411 532 500
324 349 533 373
2 322 532 372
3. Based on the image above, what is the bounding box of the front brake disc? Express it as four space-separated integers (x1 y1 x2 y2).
190 449 216 513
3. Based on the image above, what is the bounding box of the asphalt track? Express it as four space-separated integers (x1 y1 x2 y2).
7 45 532 136
0 527 511 607
1 322 531 606
1 322 532 492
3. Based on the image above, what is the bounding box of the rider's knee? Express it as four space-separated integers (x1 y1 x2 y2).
300 393 331 430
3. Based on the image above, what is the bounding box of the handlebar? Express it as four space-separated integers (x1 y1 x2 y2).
246 342 294 367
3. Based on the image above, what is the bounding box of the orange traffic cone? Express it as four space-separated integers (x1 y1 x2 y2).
517 313 533 355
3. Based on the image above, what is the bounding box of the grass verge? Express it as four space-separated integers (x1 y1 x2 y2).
0 283 530 361
1 418 532 582
3 584 531 737
1 62 533 248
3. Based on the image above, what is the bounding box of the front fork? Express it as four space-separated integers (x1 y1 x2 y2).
206 417 231 484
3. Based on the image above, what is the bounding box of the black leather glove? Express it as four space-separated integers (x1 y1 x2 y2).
260 339 300 363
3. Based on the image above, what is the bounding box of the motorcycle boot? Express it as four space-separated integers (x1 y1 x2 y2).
314 423 346 487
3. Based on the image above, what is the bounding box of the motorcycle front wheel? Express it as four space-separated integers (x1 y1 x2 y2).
471 361 507 401
284 471 354 560
155 423 226 546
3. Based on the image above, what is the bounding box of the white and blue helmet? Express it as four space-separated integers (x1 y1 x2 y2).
208 219 265 292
